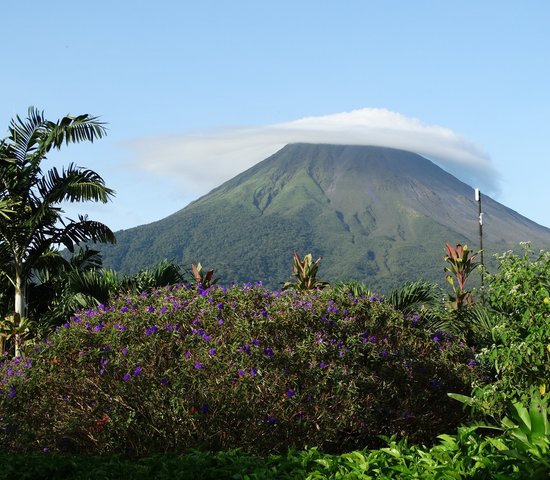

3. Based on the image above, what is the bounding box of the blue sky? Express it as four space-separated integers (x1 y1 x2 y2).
2 1 549 231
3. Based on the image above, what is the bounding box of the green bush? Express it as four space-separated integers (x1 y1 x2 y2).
471 245 550 416
0 284 480 456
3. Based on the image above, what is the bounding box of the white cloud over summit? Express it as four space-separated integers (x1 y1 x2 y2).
129 108 498 199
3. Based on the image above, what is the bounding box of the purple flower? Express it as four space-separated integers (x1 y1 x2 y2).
123 373 131 382
468 359 476 367
194 361 204 370
319 362 328 368
160 306 168 314
161 378 168 386
218 319 224 326
145 325 159 336
200 403 209 414
217 302 224 310
208 348 217 356
433 336 440 343
8 386 16 398
147 305 155 313
263 347 274 357
237 369 245 377
133 366 142 377
121 347 128 356
266 415 277 426
120 306 129 313
286 389 295 398
250 367 258 377
252 338 261 346
94 322 106 332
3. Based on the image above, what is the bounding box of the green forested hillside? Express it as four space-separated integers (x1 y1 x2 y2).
96 144 550 293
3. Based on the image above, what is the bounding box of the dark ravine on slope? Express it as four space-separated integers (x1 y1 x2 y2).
96 144 550 293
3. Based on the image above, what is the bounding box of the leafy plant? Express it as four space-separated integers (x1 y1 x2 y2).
469 245 550 416
191 262 218 289
501 396 550 462
0 313 31 356
444 243 480 311
0 284 478 456
282 253 329 291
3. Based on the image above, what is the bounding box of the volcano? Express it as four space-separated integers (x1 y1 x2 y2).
97 144 550 292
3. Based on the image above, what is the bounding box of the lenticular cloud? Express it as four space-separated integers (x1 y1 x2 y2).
129 108 498 197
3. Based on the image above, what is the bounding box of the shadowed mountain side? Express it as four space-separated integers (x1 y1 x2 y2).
97 144 550 293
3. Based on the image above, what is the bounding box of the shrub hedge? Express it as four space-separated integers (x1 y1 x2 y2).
0 283 480 456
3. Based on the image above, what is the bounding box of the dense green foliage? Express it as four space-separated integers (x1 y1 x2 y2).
469 244 550 417
1 418 549 480
0 284 478 456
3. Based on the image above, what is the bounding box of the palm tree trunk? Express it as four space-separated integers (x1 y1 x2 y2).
14 267 25 357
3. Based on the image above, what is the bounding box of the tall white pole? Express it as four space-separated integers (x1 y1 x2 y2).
475 188 484 284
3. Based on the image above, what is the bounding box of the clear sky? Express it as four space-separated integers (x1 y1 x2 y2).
2 1 549 231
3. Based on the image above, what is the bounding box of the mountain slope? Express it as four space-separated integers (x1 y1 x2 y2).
97 144 550 292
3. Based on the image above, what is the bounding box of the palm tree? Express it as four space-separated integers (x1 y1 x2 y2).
0 107 116 354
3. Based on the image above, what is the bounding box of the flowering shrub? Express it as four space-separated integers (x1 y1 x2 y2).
0 283 480 456
471 245 550 416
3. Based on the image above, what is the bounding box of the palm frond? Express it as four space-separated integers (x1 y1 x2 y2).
0 199 17 220
7 107 46 163
30 248 69 283
37 163 115 204
56 215 116 252
333 280 375 298
39 113 107 156
66 268 121 305
386 281 442 313
130 260 185 292
69 246 103 271
461 304 506 346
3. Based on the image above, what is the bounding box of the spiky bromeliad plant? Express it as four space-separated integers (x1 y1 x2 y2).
282 253 329 291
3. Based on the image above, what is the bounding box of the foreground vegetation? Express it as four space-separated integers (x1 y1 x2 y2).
1 109 549 477
1 419 548 479
0 284 478 455
0 244 549 477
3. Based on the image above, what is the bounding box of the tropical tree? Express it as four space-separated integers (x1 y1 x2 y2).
0 107 116 354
